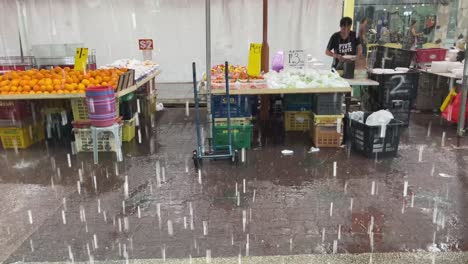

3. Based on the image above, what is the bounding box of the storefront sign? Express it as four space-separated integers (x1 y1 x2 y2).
139 39 154 50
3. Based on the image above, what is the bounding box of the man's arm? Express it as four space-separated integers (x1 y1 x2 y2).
325 49 343 61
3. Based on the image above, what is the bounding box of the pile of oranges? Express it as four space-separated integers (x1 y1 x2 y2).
0 67 128 95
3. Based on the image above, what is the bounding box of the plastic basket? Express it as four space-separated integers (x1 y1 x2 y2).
213 124 253 150
0 101 32 120
73 125 122 152
71 98 119 121
214 117 252 127
416 48 447 63
122 118 136 142
312 113 344 126
310 123 343 148
0 122 45 149
348 113 405 158
365 72 419 109
211 95 251 118
284 94 312 111
312 94 344 115
284 111 311 131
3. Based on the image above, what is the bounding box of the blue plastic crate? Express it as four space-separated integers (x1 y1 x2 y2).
211 95 252 118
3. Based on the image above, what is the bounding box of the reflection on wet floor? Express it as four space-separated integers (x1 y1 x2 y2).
1 108 468 263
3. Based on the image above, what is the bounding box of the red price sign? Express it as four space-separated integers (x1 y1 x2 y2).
138 39 154 50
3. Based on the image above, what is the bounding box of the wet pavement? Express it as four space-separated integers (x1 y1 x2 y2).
1 108 468 263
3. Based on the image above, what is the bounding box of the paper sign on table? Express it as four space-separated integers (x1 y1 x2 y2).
285 50 305 69
247 43 262 77
74 48 88 72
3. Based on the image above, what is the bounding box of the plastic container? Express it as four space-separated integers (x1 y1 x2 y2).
213 124 253 150
386 100 411 127
372 46 415 69
284 94 312 111
310 123 343 148
0 101 32 120
312 113 344 126
416 48 447 63
348 113 405 158
312 94 344 115
0 122 45 149
211 95 251 118
122 117 136 142
366 71 419 107
73 125 122 152
214 117 252 127
284 111 311 131
85 86 117 127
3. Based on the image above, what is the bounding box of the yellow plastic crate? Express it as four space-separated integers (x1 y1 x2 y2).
71 98 119 121
311 113 344 126
0 123 45 149
122 117 136 142
284 111 311 131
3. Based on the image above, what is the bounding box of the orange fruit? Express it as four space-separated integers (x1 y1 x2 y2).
29 91 35 94
101 82 108 86
10 86 18 92
23 85 31 92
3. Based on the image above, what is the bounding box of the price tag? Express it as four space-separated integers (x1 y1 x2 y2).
247 43 262 77
74 48 88 72
139 39 154 50
285 50 305 69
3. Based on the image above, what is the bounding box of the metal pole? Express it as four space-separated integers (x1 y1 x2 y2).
261 0 269 73
205 0 211 92
205 0 212 138
456 47 468 144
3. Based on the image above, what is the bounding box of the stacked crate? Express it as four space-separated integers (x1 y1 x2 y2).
0 101 44 149
211 95 253 150
362 71 419 126
310 94 344 148
283 95 312 132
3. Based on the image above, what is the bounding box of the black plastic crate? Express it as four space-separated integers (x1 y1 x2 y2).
284 94 312 111
312 93 344 115
386 100 411 127
371 46 415 69
348 113 405 158
211 95 252 118
368 71 419 105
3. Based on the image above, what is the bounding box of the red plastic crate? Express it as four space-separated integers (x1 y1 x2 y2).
415 48 447 63
0 101 32 120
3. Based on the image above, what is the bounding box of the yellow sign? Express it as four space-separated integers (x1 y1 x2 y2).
74 48 88 72
247 43 262 77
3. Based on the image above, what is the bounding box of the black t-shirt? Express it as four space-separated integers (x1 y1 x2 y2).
327 31 361 68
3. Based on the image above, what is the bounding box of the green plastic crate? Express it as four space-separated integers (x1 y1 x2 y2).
213 124 253 150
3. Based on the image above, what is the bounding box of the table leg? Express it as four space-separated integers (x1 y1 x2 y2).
345 92 351 114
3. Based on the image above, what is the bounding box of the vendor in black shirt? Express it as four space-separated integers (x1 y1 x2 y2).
325 17 362 70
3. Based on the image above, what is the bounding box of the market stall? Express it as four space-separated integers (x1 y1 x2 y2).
0 61 161 156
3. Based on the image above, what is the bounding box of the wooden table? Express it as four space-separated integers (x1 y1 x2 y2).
345 78 379 86
0 70 161 100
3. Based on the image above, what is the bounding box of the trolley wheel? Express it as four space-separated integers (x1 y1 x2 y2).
193 150 201 170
